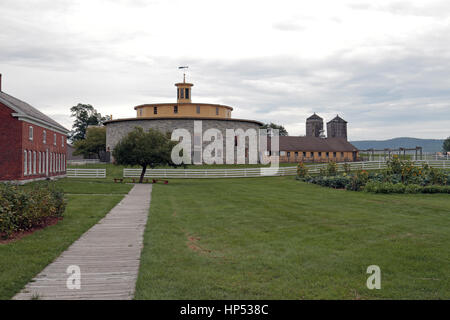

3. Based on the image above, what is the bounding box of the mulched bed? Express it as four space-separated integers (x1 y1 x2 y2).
0 217 63 244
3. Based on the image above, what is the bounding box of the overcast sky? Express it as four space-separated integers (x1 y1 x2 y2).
1 0 449 140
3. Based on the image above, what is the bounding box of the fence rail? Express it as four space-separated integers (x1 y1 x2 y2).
123 160 450 179
67 159 101 165
124 167 297 179
67 168 106 178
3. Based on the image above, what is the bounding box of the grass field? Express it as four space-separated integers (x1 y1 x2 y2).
0 179 132 300
135 176 449 299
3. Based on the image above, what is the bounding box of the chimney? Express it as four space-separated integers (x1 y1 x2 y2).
0 74 2 92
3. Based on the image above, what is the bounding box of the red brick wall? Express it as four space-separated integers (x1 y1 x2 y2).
21 121 68 179
0 102 68 181
0 103 22 180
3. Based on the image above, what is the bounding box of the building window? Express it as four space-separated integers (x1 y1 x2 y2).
280 151 286 156
326 152 329 158
318 152 322 157
287 152 291 157
28 151 32 175
216 107 219 115
333 152 337 158
174 105 178 114
24 150 27 175
341 152 344 157
196 105 200 114
43 130 46 144
54 133 56 146
185 88 189 99
33 151 36 174
38 152 41 174
29 126 33 141
295 152 298 157
180 89 184 99
310 152 314 157
177 89 180 99
62 136 65 147
139 109 143 117
303 152 306 157
153 106 157 115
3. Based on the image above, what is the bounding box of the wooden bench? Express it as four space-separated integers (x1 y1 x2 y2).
113 178 123 183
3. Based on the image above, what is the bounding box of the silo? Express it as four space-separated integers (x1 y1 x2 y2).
306 113 324 137
327 115 347 140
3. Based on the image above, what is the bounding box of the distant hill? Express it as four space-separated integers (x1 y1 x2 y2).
350 137 445 153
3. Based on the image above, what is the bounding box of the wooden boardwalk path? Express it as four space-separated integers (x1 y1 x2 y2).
13 184 152 300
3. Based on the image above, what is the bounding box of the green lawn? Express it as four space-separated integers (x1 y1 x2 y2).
135 176 449 299
0 179 132 300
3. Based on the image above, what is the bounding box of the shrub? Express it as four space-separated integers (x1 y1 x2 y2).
386 155 403 175
326 161 338 176
0 183 66 239
342 162 351 174
296 162 308 178
405 184 423 194
427 167 447 185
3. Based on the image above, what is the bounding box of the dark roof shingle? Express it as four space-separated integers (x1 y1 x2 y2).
268 136 358 152
0 91 68 133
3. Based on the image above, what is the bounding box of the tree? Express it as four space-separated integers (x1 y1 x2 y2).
443 136 450 153
112 127 178 183
261 123 289 136
69 104 110 142
73 127 106 160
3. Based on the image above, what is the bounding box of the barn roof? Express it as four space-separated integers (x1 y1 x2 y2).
306 113 323 120
0 91 68 134
268 136 358 152
327 115 347 123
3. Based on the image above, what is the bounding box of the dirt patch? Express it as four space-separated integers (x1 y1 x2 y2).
186 235 212 255
0 217 63 245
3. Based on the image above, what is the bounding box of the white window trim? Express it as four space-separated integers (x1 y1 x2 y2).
54 133 57 146
29 126 33 141
33 151 36 174
28 151 32 175
43 130 46 144
24 150 28 176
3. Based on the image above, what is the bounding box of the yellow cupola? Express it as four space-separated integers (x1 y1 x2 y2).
175 77 193 103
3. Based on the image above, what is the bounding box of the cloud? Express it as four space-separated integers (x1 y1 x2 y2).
0 0 449 140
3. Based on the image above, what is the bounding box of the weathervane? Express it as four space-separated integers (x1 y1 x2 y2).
178 66 189 82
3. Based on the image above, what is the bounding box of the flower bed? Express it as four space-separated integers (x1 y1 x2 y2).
296 157 450 194
0 183 66 239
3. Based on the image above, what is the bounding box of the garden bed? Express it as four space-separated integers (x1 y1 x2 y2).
296 157 450 194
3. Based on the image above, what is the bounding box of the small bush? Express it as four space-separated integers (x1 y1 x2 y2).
327 161 338 176
0 183 66 239
296 162 308 178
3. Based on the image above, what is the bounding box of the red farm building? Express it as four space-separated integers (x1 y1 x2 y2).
0 74 69 183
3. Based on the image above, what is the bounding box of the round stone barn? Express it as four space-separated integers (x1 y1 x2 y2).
104 78 263 164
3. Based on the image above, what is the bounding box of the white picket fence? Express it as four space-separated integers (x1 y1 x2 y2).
123 160 450 179
306 160 450 174
67 159 101 165
123 166 297 179
67 168 106 178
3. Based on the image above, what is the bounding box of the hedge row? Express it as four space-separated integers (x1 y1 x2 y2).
0 183 66 239
363 182 450 194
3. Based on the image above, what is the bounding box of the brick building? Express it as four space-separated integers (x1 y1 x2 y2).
0 74 69 183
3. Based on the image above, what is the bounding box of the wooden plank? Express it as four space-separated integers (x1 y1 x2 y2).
13 184 152 300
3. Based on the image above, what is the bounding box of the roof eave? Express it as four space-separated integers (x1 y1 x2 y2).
11 113 69 135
